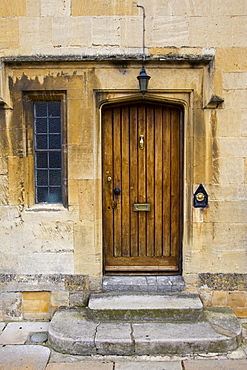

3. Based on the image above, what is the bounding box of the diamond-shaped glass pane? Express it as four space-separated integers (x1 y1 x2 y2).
36 152 48 168
49 134 61 149
36 135 48 149
37 170 48 185
35 118 47 133
49 118 61 133
37 187 48 202
49 152 61 169
35 102 47 117
49 170 61 186
48 102 60 117
49 187 62 203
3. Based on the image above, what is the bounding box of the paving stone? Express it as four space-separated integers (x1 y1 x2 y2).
0 345 50 370
46 362 113 370
0 321 49 345
183 359 247 370
227 348 246 359
115 361 183 369
95 322 133 355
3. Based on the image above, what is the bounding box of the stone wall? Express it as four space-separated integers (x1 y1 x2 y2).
0 0 247 56
0 0 246 319
0 274 100 320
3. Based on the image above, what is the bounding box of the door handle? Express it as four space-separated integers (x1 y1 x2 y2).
114 187 121 195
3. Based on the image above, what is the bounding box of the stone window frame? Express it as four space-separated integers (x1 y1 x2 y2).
23 91 68 207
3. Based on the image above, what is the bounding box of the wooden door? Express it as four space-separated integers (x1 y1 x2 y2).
102 102 183 273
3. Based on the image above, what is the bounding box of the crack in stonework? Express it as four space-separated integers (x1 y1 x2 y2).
130 323 136 354
94 322 101 351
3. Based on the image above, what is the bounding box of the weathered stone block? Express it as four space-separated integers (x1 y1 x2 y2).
151 17 189 48
41 0 70 17
92 17 121 47
189 16 234 48
0 18 19 51
50 291 69 307
212 291 228 306
223 72 247 90
0 292 22 321
68 146 94 179
52 17 92 48
227 291 247 308
216 47 247 71
232 308 247 318
69 292 88 307
22 291 51 313
0 175 8 205
0 157 8 175
19 17 52 54
198 273 247 291
71 0 135 16
26 0 41 17
0 0 26 17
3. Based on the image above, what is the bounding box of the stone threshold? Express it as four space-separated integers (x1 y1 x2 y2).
102 275 185 293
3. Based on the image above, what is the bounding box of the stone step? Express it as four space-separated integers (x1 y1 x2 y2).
102 276 185 293
48 307 242 356
87 292 203 322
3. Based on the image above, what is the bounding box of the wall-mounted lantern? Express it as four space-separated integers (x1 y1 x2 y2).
137 66 151 96
193 184 208 208
136 5 151 96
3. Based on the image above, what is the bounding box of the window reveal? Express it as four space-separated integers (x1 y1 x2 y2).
34 101 62 203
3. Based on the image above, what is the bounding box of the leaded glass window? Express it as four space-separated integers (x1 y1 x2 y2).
34 101 62 203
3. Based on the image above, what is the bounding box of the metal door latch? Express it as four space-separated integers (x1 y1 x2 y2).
139 135 144 149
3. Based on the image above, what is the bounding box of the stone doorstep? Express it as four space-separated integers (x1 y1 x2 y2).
87 292 203 322
48 307 242 356
102 276 185 293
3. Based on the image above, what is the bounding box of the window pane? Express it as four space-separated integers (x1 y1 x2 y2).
49 134 61 149
49 118 61 133
49 187 62 203
49 170 61 186
37 170 48 185
35 118 47 133
36 152 48 168
36 134 48 149
49 152 61 168
48 101 60 117
35 102 47 117
34 101 63 204
37 187 48 202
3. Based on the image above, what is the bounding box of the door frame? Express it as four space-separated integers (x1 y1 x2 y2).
97 91 191 276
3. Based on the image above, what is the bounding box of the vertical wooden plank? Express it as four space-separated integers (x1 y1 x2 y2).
113 107 122 257
102 107 114 260
121 106 130 256
162 107 171 257
170 108 180 258
129 105 138 257
146 104 155 257
154 106 163 257
138 104 147 257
